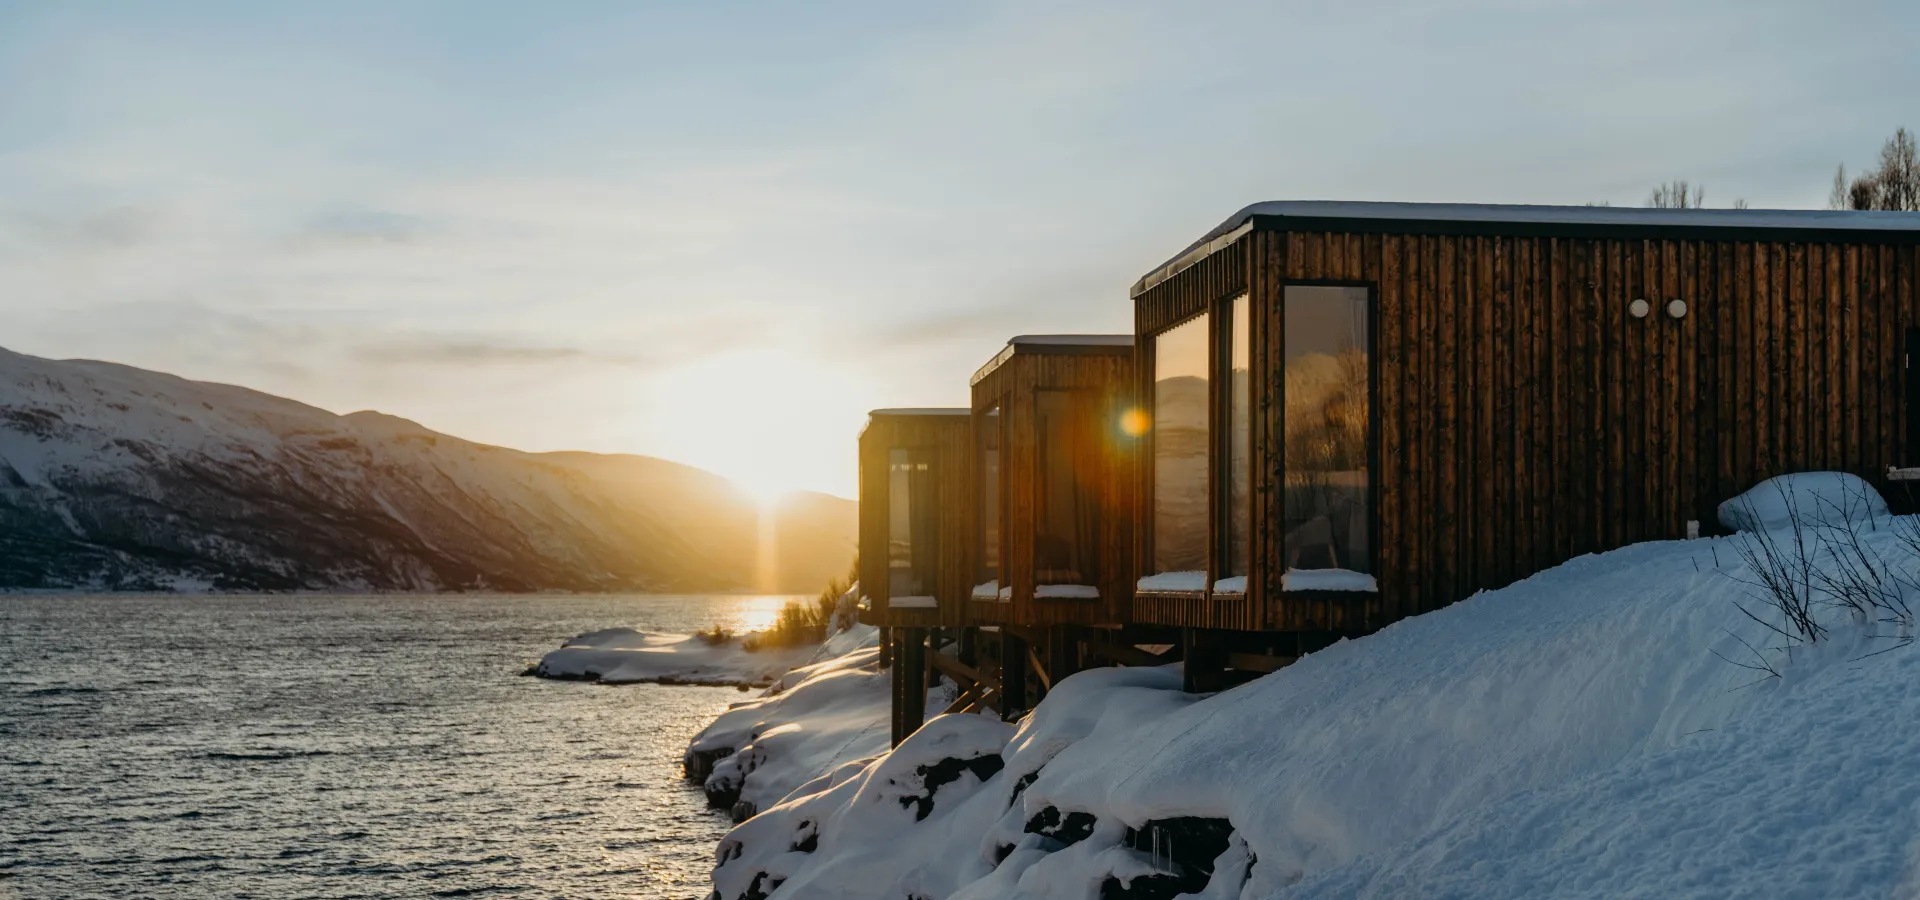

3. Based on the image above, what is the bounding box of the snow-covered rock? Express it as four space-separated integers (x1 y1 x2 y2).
0 346 854 591
527 628 819 687
1717 471 1888 533
705 523 1920 899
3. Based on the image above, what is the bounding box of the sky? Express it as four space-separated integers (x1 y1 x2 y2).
1 1 1916 499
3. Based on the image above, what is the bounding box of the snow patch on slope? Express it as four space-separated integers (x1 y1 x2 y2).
705 516 1920 899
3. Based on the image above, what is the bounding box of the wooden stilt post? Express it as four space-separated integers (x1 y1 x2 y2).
1181 628 1226 694
879 626 893 670
1000 630 1029 722
888 629 903 746
895 627 928 745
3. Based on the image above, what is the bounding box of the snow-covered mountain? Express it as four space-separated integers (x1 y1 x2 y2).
0 347 855 593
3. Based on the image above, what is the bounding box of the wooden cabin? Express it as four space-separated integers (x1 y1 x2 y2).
855 408 975 744
959 335 1142 713
1130 201 1920 687
857 408 974 631
968 335 1139 627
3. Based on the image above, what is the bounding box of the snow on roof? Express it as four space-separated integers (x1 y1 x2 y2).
971 334 1133 386
1007 334 1134 347
1135 200 1920 296
866 408 970 418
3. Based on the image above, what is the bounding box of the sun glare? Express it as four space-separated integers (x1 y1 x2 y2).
646 347 872 500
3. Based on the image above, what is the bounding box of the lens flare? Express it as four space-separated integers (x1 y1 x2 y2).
1119 407 1150 437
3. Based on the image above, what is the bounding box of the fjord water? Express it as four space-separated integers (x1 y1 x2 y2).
2 593 799 899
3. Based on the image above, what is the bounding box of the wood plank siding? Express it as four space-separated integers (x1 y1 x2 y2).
969 339 1138 628
858 410 974 629
1133 216 1920 635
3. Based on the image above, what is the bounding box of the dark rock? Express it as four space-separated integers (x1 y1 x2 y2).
1023 806 1097 847
894 753 1005 822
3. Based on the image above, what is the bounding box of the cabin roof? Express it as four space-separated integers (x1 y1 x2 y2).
971 334 1132 386
867 407 971 417
1133 200 1920 297
860 408 970 441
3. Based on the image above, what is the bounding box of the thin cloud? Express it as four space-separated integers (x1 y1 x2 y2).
350 338 648 368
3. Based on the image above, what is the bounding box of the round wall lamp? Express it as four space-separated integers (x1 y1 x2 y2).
1667 299 1689 319
1629 298 1650 318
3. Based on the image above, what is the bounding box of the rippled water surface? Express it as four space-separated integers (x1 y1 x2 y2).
1 593 799 900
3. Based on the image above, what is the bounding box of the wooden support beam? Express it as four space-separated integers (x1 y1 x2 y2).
941 683 981 715
893 627 929 747
1225 652 1299 674
929 651 983 689
961 688 1000 715
1083 641 1173 668
1026 644 1053 692
1000 631 1029 721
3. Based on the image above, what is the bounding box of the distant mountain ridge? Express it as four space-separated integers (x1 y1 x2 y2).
0 347 854 593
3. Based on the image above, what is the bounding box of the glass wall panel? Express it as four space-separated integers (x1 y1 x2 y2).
1034 389 1097 586
1281 285 1371 574
977 406 1002 588
1151 313 1210 575
887 448 939 596
1225 295 1252 578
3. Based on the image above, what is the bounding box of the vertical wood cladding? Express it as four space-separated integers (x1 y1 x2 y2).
858 413 974 628
971 349 1138 628
1133 227 1920 634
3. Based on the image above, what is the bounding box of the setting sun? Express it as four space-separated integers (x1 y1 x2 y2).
645 347 875 500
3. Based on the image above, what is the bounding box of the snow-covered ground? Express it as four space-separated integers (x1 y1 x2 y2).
527 627 824 687
700 475 1920 899
684 622 957 818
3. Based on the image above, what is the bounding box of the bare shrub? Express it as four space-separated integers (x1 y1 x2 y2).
742 567 857 652
1719 478 1917 675
1646 180 1705 209
1832 127 1920 211
696 624 735 646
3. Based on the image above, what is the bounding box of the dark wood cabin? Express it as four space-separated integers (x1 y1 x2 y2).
855 408 975 745
857 408 974 631
968 335 1139 629
1130 201 1920 686
933 335 1143 717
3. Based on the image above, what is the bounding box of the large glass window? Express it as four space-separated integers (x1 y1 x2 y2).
976 406 1002 590
1226 296 1252 578
887 448 939 596
1151 313 1210 575
1034 389 1097 586
1281 285 1372 574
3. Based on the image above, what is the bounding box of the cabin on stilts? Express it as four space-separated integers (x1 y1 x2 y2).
1130 201 1920 690
964 334 1141 719
855 408 976 746
869 201 1920 738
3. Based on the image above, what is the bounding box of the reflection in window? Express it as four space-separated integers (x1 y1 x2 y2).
1152 313 1209 575
1282 285 1371 575
888 448 939 596
1226 295 1252 578
1034 390 1097 586
977 406 1002 588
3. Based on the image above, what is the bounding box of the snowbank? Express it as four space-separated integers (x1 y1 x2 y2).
1717 471 1888 533
527 628 818 687
707 518 1920 899
685 623 959 819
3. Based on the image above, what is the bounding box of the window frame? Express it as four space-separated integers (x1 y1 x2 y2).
1144 308 1216 584
975 400 1007 592
885 444 941 599
1275 279 1381 583
1030 385 1101 589
1219 292 1254 585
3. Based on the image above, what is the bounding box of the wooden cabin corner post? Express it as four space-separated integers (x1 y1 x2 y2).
999 629 1029 721
894 626 928 746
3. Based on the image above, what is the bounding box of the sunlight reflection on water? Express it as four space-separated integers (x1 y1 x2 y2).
1 593 794 899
